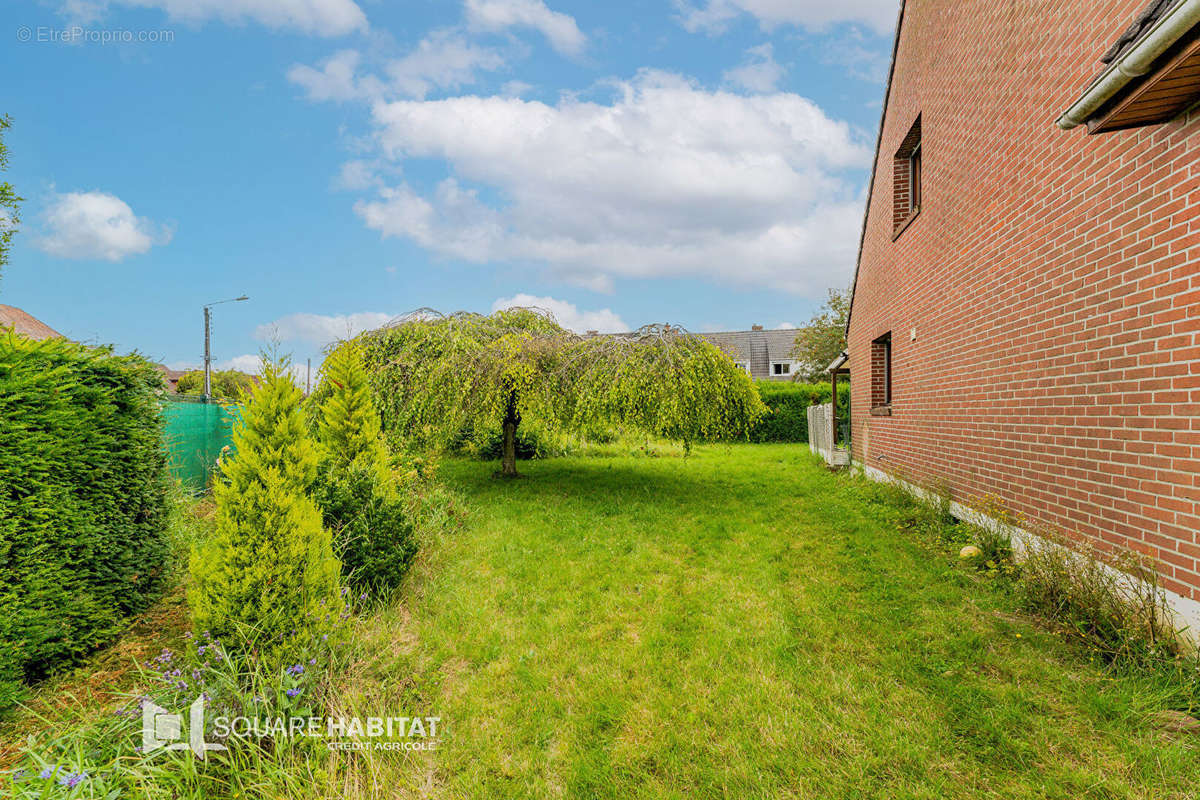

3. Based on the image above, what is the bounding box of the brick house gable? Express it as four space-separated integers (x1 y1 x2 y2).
845 0 1200 613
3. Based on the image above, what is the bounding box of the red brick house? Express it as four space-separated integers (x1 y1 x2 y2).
844 0 1200 621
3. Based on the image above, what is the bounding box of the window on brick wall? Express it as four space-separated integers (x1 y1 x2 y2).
871 332 892 411
893 116 921 236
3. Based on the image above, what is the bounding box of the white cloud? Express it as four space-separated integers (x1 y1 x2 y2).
37 190 171 261
820 29 892 83
287 49 376 102
386 29 507 99
289 33 506 103
465 0 585 56
255 311 394 347
353 70 869 294
61 0 367 36
723 43 783 92
333 159 384 191
492 293 627 333
501 80 534 97
678 0 898 36
774 322 796 329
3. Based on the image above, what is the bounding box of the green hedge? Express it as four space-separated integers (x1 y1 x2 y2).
0 333 171 709
747 381 850 443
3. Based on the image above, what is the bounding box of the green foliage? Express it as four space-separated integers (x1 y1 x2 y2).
790 288 849 382
0 114 23 280
1016 531 1183 668
189 356 340 666
454 424 569 461
851 471 1198 689
313 345 416 595
0 332 170 708
353 309 766 455
747 381 850 443
175 368 256 401
4 608 357 798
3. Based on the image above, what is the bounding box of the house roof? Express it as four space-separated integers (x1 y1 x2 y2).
1100 0 1184 63
700 328 797 364
153 364 188 392
0 304 64 341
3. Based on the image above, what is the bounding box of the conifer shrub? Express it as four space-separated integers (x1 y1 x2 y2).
314 343 416 596
189 356 340 666
0 332 170 708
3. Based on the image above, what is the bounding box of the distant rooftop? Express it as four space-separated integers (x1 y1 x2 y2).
698 326 798 380
0 304 64 341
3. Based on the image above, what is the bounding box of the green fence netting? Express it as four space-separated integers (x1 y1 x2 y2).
160 396 241 492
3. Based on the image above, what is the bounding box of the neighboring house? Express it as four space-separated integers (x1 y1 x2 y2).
154 365 187 393
845 0 1200 619
0 304 64 341
700 325 798 381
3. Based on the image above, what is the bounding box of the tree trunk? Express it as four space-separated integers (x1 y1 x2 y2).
500 390 521 478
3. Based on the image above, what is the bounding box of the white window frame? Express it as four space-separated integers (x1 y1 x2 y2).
771 361 793 376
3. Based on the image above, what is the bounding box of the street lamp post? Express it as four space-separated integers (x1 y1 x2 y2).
203 295 249 400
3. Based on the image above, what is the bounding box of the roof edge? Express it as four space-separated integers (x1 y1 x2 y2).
1057 0 1200 129
844 0 907 338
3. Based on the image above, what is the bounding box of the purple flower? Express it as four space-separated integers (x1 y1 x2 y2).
308 657 317 666
38 767 54 780
58 772 87 788
286 688 302 698
286 664 305 676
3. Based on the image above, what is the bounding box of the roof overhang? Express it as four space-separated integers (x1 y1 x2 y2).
826 351 849 373
1057 0 1200 132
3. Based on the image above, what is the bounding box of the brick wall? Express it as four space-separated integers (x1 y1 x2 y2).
848 0 1200 600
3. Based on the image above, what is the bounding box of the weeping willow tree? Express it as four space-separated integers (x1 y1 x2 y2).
340 307 766 477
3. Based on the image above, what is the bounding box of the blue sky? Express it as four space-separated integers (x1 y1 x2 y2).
0 0 898 375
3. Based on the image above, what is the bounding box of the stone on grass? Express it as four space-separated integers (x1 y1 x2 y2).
959 545 982 560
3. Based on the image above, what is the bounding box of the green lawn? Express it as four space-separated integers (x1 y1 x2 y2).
338 444 1200 799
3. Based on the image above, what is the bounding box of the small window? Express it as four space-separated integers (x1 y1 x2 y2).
772 362 791 376
908 142 921 214
871 333 892 409
893 116 922 235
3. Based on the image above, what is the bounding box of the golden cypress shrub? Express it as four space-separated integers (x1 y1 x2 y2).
189 356 340 663
315 343 416 595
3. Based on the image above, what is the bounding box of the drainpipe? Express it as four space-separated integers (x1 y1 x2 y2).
1057 0 1200 129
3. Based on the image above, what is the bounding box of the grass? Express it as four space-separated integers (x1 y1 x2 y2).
334 444 1200 799
5 444 1199 798
0 492 211 770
